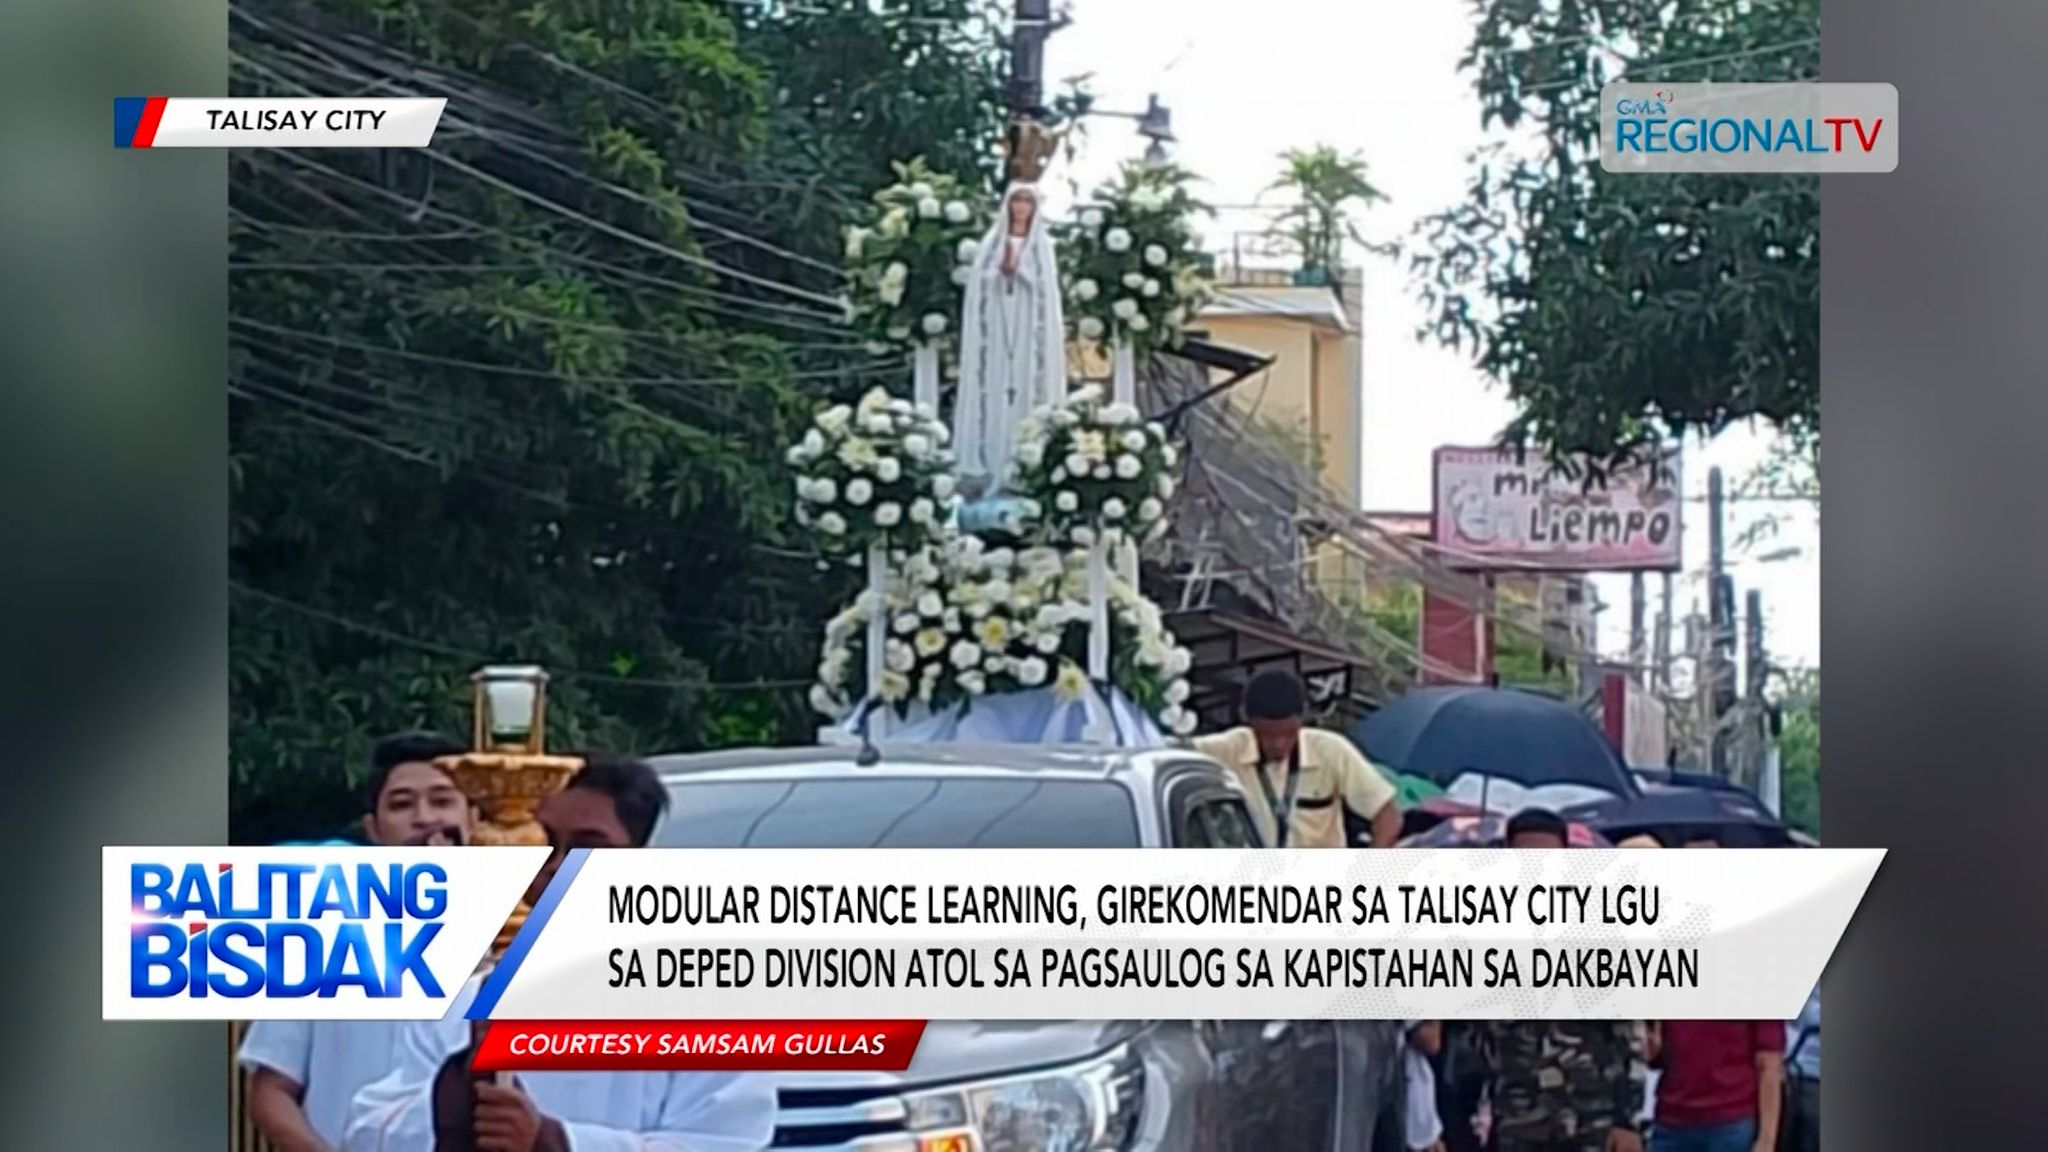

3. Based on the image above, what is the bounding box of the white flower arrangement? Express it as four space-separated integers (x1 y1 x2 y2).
1010 385 1178 550
808 534 1196 732
789 387 956 561
843 159 988 358
1058 162 1215 360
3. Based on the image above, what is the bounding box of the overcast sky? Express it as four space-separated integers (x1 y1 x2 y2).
1044 0 1819 671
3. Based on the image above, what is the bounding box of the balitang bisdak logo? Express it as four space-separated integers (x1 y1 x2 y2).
103 847 546 1020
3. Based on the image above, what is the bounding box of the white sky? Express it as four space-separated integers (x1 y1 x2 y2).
1044 0 1819 670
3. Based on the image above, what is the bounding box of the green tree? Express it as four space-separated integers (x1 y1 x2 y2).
1265 144 1391 284
227 0 1011 842
1413 0 1819 470
1774 666 1819 836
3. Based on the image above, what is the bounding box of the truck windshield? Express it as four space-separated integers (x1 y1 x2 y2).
655 777 1141 848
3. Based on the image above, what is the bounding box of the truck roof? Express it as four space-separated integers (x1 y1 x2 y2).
648 741 1188 783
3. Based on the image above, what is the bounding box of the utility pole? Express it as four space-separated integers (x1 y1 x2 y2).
1705 466 1736 775
1655 571 1673 692
1745 588 1767 699
1628 573 1647 678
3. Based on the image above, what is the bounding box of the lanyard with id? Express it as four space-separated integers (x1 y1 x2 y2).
1254 745 1304 848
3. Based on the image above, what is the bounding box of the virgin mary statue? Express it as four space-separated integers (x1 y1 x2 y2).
953 182 1068 497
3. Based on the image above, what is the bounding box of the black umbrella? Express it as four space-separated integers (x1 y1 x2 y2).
1561 783 1794 847
1354 686 1639 797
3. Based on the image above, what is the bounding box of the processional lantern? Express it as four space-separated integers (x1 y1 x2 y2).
436 664 583 956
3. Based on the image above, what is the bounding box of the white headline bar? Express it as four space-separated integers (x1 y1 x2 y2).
140 99 446 148
479 848 1882 1021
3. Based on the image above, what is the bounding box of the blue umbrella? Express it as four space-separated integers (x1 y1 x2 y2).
1561 783 1793 847
1354 686 1639 796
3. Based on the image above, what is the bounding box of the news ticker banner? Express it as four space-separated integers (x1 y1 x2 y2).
114 98 446 148
1601 82 1898 173
103 846 544 1019
474 847 1880 1025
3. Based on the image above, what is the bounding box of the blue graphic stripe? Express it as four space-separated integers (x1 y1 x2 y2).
467 848 587 1020
114 97 146 147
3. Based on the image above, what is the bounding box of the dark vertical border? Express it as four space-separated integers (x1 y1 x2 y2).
0 1 227 1151
1827 0 2048 1147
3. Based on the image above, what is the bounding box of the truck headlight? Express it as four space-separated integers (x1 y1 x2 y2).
904 1044 1145 1152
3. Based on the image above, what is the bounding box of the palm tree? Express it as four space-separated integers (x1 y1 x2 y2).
1265 145 1389 286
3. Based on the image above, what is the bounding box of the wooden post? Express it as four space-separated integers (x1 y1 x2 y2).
865 543 890 735
913 343 940 415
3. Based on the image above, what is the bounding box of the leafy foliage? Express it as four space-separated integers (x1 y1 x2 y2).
1266 144 1393 280
228 0 1011 843
1413 0 1820 469
1773 665 1818 835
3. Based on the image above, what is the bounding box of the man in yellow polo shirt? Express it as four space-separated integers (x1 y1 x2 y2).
1193 668 1402 849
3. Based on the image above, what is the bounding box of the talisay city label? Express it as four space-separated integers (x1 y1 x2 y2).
102 846 545 1019
1601 82 1897 173
114 97 446 148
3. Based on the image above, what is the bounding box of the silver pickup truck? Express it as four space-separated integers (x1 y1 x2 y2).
646 742 1404 1152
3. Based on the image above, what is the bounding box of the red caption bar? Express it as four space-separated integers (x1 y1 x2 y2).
471 1020 928 1073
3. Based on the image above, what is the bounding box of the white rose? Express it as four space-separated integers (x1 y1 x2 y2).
1105 227 1133 252
1144 243 1169 267
845 478 873 506
817 512 847 535
1115 455 1142 479
1081 208 1105 230
818 405 853 432
983 656 1005 674
1073 526 1097 546
1034 632 1062 655
919 591 945 618
1161 443 1180 467
809 684 843 716
1055 491 1080 512
885 323 911 340
921 312 947 336
812 478 839 504
880 206 910 238
1103 498 1128 521
863 341 891 355
957 238 980 264
909 497 936 524
933 474 956 500
875 502 902 527
915 628 947 657
1017 657 1049 686
1015 441 1044 469
1121 431 1147 452
1077 316 1105 339
952 266 971 286
1156 474 1177 498
844 227 869 259
959 670 988 696
1173 710 1198 736
944 200 970 223
908 181 934 199
879 670 911 701
1122 272 1145 290
1139 497 1164 521
894 612 920 635
1142 278 1161 297
950 641 982 670
1070 278 1100 303
1166 679 1190 704
885 641 916 672
1167 648 1193 675
917 197 942 219
1092 464 1112 480
1160 703 1184 728
1129 313 1151 332
1113 298 1139 320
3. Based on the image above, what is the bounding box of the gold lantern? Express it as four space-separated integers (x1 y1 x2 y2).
436 665 583 956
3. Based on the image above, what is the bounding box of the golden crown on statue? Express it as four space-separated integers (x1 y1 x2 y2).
1003 117 1067 184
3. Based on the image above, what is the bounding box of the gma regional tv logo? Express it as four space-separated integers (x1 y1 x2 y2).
1601 82 1897 173
103 847 545 1020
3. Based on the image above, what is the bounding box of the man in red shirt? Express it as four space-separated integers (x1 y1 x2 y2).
1648 834 1786 1151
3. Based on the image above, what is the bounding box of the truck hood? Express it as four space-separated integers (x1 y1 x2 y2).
778 1019 1150 1090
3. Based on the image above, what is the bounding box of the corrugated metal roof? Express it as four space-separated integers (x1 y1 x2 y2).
1198 285 1351 331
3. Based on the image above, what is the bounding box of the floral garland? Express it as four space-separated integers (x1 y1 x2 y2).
1059 162 1215 359
1010 384 1179 549
809 535 1197 734
788 387 957 560
842 159 989 358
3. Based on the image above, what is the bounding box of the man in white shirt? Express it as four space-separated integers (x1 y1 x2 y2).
344 757 778 1152
238 731 475 1152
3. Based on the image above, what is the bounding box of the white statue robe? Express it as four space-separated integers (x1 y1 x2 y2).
952 182 1068 496
342 974 777 1152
